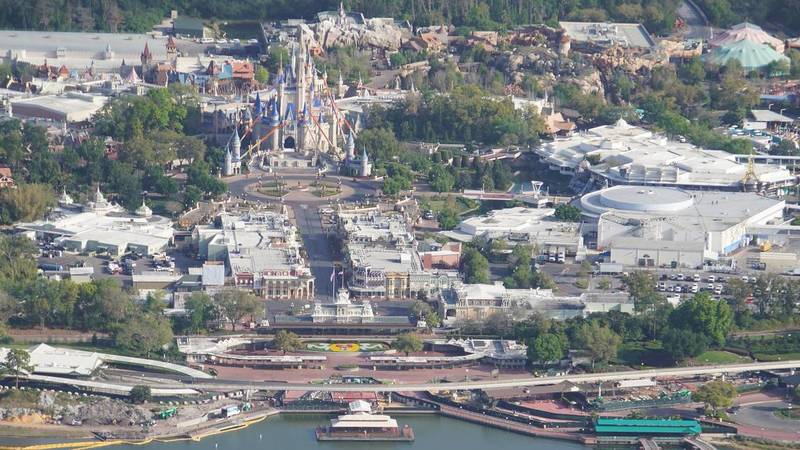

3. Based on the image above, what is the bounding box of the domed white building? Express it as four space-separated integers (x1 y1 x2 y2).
580 185 785 268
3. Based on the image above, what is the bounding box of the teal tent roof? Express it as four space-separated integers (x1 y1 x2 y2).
595 418 702 436
708 39 790 70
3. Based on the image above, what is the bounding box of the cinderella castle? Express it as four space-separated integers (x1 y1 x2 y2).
221 26 371 177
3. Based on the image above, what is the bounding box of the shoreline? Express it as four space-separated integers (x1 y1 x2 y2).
0 407 593 450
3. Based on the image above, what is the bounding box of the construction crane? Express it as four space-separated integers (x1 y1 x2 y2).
241 122 284 160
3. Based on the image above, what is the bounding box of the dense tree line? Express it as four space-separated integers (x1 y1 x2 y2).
0 236 173 356
370 85 545 147
0 0 682 34
0 86 225 219
695 0 800 33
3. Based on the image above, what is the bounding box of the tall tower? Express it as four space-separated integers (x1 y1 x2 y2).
328 108 339 153
277 73 286 118
360 148 371 177
140 43 152 70
269 100 281 152
318 112 328 153
297 67 306 116
345 131 355 160
223 148 233 176
298 104 309 152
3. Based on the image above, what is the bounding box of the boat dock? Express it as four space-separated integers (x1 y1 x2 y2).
315 425 414 442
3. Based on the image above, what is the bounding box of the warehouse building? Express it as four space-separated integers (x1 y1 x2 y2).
534 119 796 195
580 185 785 267
445 206 585 257
16 189 173 257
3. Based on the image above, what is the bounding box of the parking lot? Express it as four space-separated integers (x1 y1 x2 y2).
36 242 198 286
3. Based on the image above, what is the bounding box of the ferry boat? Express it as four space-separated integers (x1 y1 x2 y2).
315 400 414 442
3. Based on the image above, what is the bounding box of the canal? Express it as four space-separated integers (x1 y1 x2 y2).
117 414 590 450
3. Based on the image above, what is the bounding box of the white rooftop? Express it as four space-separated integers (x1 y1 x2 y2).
535 119 795 189
10 93 108 122
581 185 784 233
457 207 581 245
560 21 655 48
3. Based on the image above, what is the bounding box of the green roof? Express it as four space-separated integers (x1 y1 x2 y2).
595 418 702 436
708 39 790 70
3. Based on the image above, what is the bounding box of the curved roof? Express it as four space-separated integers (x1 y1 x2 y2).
707 39 789 70
710 22 784 53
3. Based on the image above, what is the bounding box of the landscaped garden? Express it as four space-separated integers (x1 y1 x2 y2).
304 342 388 352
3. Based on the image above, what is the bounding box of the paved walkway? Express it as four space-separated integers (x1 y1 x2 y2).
175 360 800 392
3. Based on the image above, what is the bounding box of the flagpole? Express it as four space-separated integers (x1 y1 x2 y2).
332 267 335 302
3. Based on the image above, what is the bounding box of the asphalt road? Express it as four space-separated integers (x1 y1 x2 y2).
735 399 795 430
175 360 800 392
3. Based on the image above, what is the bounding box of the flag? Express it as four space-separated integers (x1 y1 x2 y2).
330 269 335 282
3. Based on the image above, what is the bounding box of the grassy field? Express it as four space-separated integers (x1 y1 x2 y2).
617 341 673 368
691 351 752 365
753 352 800 361
419 195 478 216
257 182 286 197
313 183 340 198
219 21 262 40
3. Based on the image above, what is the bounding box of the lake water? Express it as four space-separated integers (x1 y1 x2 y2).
115 414 590 450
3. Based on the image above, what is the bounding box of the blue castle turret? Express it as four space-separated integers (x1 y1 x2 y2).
254 92 263 118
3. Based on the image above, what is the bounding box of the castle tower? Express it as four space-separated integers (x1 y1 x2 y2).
231 126 241 163
253 92 263 118
328 107 339 153
277 72 286 118
345 131 355 160
166 36 177 64
360 148 372 177
140 42 152 70
318 111 328 153
297 59 307 115
269 100 281 152
223 149 233 176
298 104 309 152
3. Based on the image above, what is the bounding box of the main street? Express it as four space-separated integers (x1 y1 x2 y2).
177 360 800 392
223 156 380 296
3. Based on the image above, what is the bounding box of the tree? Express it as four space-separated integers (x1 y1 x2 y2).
461 248 490 283
428 165 455 192
662 328 709 361
598 278 612 291
0 183 55 224
553 204 581 222
0 235 38 288
577 321 622 367
438 208 460 230
392 332 423 355
679 57 706 84
693 380 737 416
0 349 33 388
254 65 269 84
129 385 152 404
215 290 260 331
528 334 565 365
272 330 302 354
184 292 217 333
114 313 173 357
670 292 733 346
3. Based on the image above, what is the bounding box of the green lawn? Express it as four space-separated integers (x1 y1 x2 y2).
419 195 478 216
617 341 673 368
691 351 751 364
219 21 262 40
753 352 800 362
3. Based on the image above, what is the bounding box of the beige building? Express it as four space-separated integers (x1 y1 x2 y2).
192 209 314 300
439 282 632 323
